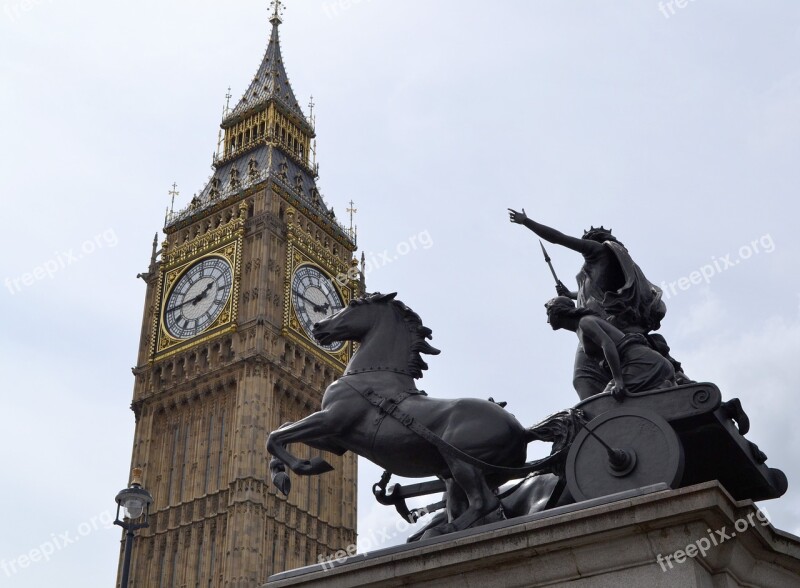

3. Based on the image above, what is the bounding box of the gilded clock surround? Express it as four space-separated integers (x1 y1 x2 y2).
151 202 246 359
283 206 355 370
164 256 233 339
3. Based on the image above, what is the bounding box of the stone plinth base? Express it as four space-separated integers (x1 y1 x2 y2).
265 482 800 587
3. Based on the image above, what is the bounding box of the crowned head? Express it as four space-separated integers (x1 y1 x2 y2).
582 225 623 245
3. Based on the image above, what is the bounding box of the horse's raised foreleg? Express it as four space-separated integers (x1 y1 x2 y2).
266 410 338 495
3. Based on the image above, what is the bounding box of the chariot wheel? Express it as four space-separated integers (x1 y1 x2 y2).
566 407 684 502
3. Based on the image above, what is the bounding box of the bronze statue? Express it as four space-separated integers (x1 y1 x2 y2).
265 289 786 547
545 296 676 400
266 293 583 539
508 208 688 399
262 211 787 545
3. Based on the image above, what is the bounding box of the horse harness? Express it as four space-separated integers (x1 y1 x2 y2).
338 376 565 478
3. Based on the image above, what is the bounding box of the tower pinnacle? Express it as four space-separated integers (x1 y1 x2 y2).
270 0 283 25
169 0 351 242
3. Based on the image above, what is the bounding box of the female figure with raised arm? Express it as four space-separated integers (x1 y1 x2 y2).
509 208 688 399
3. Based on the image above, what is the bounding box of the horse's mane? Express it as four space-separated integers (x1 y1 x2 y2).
355 292 441 378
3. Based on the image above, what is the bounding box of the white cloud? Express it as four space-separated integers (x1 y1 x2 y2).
680 309 800 534
674 289 727 339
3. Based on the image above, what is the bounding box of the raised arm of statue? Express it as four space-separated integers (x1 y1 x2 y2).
508 208 601 257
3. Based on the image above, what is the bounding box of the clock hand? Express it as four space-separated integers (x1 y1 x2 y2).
293 289 329 314
167 282 214 312
191 282 215 305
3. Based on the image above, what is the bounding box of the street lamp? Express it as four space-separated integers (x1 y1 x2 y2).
114 468 153 588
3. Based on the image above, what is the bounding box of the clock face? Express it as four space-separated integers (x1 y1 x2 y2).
164 257 234 339
292 265 345 352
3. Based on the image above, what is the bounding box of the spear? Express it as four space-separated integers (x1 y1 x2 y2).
539 240 562 293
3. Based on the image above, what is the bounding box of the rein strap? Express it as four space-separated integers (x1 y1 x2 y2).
339 378 565 478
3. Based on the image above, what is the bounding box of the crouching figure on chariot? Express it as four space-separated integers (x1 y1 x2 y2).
544 296 676 401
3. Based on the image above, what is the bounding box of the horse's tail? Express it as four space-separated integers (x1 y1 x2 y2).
525 408 587 452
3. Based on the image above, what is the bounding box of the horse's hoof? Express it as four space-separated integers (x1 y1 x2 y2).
419 523 455 540
419 528 442 540
297 457 334 475
272 472 291 496
474 504 506 526
307 457 334 474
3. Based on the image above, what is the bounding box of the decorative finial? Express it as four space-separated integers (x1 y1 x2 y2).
224 86 232 113
270 0 284 25
312 138 317 168
165 182 179 225
308 95 315 127
150 233 159 264
346 200 357 238
168 182 179 214
359 252 366 294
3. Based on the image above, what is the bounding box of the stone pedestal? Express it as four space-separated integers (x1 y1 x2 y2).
264 481 800 587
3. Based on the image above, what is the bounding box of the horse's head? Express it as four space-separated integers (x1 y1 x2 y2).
313 291 441 378
312 292 397 346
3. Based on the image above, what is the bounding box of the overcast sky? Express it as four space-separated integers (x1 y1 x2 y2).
2 1 800 586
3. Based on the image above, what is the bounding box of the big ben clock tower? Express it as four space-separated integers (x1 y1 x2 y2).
121 2 359 586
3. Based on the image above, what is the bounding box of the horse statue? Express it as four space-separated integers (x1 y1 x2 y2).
266 292 584 539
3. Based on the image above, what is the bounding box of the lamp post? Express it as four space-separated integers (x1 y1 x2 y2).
114 468 153 588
